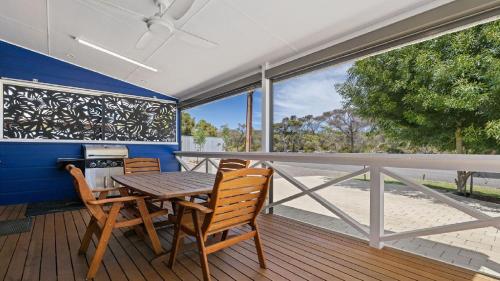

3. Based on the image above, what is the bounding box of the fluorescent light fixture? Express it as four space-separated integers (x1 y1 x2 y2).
75 38 158 72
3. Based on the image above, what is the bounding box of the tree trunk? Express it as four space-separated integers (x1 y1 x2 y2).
454 127 470 194
245 91 253 152
350 132 355 153
455 171 471 194
455 127 464 154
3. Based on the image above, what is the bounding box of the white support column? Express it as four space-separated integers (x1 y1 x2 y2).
261 63 272 153
261 64 273 214
369 166 384 249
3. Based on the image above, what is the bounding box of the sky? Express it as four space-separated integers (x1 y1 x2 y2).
186 61 353 129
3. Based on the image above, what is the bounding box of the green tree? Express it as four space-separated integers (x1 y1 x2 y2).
322 108 369 152
219 124 247 152
251 129 262 151
300 114 324 134
193 124 207 151
273 116 304 152
302 134 321 152
337 20 500 192
233 124 247 152
220 125 231 150
196 119 218 137
181 112 195 135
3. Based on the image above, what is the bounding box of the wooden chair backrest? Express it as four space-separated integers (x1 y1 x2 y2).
124 158 161 174
218 159 250 173
203 168 273 235
66 164 106 222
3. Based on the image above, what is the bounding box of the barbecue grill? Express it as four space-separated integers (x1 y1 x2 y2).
82 144 128 190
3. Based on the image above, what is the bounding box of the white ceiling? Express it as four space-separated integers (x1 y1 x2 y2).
0 0 452 99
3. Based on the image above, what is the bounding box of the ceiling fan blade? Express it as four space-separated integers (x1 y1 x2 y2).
175 28 217 48
136 30 154 49
166 0 195 20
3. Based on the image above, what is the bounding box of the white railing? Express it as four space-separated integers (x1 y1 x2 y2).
174 151 500 249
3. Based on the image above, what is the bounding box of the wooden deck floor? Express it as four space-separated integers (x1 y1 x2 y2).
0 204 497 281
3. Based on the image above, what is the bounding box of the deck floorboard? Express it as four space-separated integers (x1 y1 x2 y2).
0 204 497 281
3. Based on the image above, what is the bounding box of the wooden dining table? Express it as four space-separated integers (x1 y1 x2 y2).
112 171 216 200
112 171 217 257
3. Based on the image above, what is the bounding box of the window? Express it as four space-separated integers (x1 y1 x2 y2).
182 88 261 152
272 61 356 152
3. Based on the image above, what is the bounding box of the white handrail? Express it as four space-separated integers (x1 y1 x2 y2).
174 151 500 173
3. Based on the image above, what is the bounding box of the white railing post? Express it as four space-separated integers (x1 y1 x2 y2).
370 166 384 249
176 156 190 171
265 161 274 214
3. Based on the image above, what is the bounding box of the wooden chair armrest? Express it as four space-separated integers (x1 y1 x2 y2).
88 196 147 205
177 201 213 214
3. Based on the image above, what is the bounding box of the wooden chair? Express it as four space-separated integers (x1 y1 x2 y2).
66 164 166 280
124 157 161 174
168 167 273 281
218 158 250 172
192 158 250 202
124 157 171 208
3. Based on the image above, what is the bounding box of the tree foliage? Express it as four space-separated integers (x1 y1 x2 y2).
272 110 374 153
195 119 218 137
192 124 207 151
181 112 195 135
220 124 245 151
337 20 500 154
181 112 261 152
181 112 218 137
323 108 370 152
220 124 261 152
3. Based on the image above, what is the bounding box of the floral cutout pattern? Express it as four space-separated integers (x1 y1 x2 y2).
2 84 176 142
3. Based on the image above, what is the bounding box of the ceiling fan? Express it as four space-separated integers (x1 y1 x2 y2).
95 0 217 49
136 0 217 49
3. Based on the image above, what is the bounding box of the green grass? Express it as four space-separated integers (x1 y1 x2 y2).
354 175 500 200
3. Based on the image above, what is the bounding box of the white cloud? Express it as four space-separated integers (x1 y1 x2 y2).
273 62 352 121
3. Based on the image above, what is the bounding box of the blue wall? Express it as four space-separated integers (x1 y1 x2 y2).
0 40 180 204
